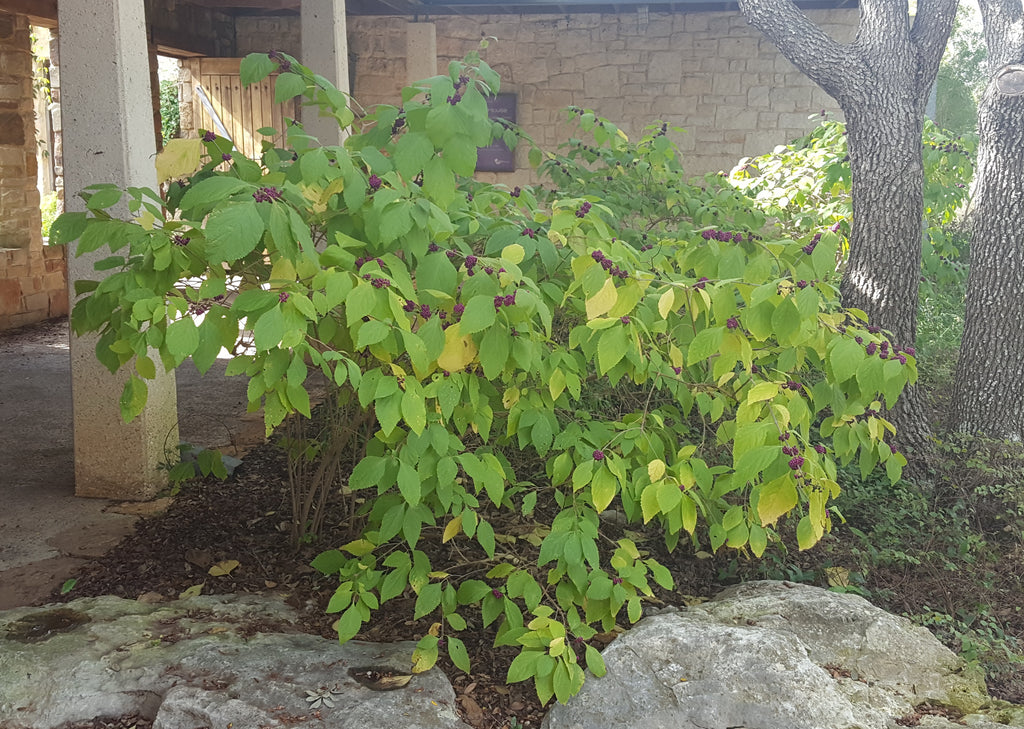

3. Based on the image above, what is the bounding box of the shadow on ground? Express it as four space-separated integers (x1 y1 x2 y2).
0 317 265 608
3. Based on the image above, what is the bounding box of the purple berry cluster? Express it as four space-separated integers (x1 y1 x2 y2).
511 186 521 198
802 232 822 255
447 74 470 105
575 201 592 218
926 138 970 157
694 277 709 290
590 250 629 280
278 291 290 303
522 227 537 239
701 228 744 243
726 316 740 330
592 449 605 461
788 455 804 470
202 130 216 143
252 186 283 203
355 257 384 269
172 234 190 247
784 380 802 391
267 49 291 72
782 445 800 457
368 174 382 193
493 291 517 309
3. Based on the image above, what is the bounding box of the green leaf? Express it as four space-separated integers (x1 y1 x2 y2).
395 131 435 180
349 456 388 490
686 326 725 365
796 514 817 550
240 53 277 86
414 582 443 619
585 644 607 677
311 549 346 575
119 375 148 423
398 461 422 506
459 295 497 335
335 605 363 643
447 636 471 673
274 71 306 102
771 297 802 344
830 337 865 383
165 317 200 360
597 325 628 375
402 386 427 435
507 649 542 683
49 212 89 245
253 305 286 351
476 519 496 557
206 201 266 263
180 177 251 212
479 327 509 379
590 466 618 513
357 320 390 349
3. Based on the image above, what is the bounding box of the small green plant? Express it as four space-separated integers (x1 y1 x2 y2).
54 49 914 704
40 191 59 241
160 77 181 145
59 578 77 595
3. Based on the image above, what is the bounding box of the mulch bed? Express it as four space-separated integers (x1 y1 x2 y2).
52 426 1024 727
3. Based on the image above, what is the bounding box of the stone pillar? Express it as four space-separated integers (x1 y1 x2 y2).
405 21 436 86
58 0 179 500
300 0 349 146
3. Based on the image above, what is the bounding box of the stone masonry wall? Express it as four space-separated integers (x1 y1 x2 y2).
0 11 67 331
351 11 858 179
0 11 40 250
236 11 859 178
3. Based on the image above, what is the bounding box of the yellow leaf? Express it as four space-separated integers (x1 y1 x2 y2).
658 289 676 319
340 539 376 556
156 138 204 183
647 459 666 482
746 381 779 404
586 277 618 320
502 387 520 409
502 243 525 264
179 583 204 598
669 344 683 368
548 230 567 247
757 477 798 527
134 210 157 230
428 621 442 637
270 258 297 286
825 566 851 587
442 514 463 543
412 646 438 674
436 323 477 373
428 571 450 578
208 560 240 577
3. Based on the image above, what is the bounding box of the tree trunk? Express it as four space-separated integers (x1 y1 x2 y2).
952 0 1024 438
842 101 932 452
738 0 957 455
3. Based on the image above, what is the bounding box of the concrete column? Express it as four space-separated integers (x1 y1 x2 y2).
405 21 437 86
301 0 349 146
59 0 179 500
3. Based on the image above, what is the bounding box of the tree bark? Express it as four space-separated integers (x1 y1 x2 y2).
952 0 1024 439
738 0 957 453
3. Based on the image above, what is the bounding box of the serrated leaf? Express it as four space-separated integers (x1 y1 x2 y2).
586 277 618 320
411 634 440 673
447 636 471 673
658 289 676 319
206 201 265 263
647 459 666 482
459 295 496 335
156 138 204 183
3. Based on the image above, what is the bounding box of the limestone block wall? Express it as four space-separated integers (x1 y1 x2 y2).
0 11 41 251
0 244 67 330
350 11 857 179
0 11 67 331
235 11 856 178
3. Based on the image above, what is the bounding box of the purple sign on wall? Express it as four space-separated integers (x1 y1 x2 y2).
476 93 516 173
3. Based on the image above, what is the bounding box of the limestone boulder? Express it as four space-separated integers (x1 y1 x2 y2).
0 593 470 729
544 581 1017 729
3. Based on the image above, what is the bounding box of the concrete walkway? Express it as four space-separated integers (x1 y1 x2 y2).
0 318 264 608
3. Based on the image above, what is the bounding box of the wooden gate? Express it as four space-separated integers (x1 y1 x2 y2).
182 58 298 160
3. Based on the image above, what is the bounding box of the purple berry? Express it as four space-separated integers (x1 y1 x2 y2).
726 316 739 330
593 449 605 461
278 291 289 303
788 456 804 470
368 174 382 192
